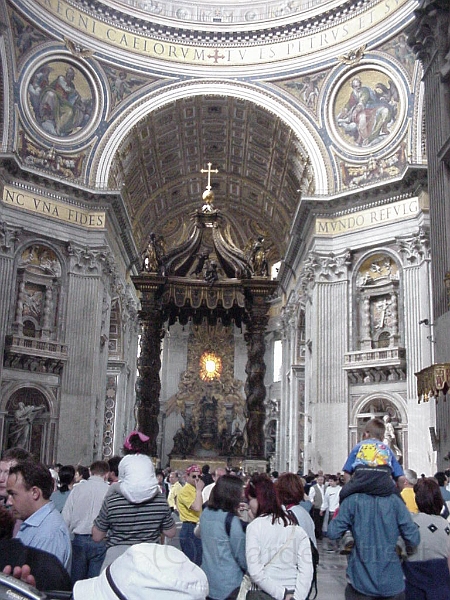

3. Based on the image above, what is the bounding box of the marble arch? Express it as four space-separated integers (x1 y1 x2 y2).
353 248 403 273
350 392 408 426
1 382 56 418
94 80 331 194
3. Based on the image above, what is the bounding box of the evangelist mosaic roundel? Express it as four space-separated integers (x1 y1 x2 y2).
332 69 402 152
27 60 94 138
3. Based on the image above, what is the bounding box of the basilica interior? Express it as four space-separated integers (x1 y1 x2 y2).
0 0 450 477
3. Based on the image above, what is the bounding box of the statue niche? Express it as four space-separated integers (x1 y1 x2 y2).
13 245 62 341
4 389 49 459
355 254 400 351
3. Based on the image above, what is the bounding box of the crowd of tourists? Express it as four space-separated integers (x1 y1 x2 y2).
0 418 450 599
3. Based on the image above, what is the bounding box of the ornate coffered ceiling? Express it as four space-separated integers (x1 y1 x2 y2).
111 95 314 262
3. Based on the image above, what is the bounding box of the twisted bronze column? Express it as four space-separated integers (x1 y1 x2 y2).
132 276 165 456
244 293 271 459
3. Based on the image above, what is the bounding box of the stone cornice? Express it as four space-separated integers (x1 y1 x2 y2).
0 157 139 266
298 166 428 219
30 0 380 42
407 0 450 72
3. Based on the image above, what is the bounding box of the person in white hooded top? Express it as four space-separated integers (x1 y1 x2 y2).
4 543 209 600
73 543 209 600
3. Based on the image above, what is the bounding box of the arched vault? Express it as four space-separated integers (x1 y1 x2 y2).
93 81 330 263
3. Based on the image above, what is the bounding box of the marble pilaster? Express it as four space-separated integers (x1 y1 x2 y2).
409 1 450 320
57 245 107 464
278 307 293 470
288 310 300 473
0 221 20 385
398 230 435 473
302 250 350 473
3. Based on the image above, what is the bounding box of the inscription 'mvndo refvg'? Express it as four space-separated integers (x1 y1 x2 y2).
316 199 420 236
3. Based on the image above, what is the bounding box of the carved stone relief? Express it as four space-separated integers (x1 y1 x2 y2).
339 141 408 189
0 221 21 257
396 227 430 265
108 299 122 356
102 374 118 458
18 131 85 179
356 253 400 350
299 249 352 299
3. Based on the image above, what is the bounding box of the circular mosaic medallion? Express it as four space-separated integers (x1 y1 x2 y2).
24 58 99 143
330 67 405 155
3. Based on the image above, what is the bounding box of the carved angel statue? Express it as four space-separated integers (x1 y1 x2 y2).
204 260 218 285
250 237 269 277
142 233 165 273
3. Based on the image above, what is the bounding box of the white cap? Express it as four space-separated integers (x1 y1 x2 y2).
73 543 209 600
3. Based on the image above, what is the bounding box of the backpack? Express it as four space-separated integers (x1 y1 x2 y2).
287 509 319 600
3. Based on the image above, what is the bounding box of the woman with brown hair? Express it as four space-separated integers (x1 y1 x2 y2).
275 473 317 548
200 474 247 600
244 473 313 600
402 477 450 599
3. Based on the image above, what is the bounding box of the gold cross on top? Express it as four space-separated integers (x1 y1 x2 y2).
200 162 219 191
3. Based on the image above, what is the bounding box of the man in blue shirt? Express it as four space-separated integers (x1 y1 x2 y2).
328 492 419 599
6 460 71 571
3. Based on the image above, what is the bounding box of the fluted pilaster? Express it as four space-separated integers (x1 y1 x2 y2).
409 2 450 318
58 245 107 463
398 230 433 398
0 221 22 383
302 249 350 470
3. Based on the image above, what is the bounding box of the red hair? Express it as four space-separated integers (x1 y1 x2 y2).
245 473 290 525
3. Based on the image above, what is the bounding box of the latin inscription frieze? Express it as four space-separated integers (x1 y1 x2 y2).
2 186 106 229
35 0 407 66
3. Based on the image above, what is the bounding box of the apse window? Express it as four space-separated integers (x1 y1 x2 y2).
199 351 222 381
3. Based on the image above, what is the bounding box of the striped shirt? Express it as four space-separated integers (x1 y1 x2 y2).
93 490 175 548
